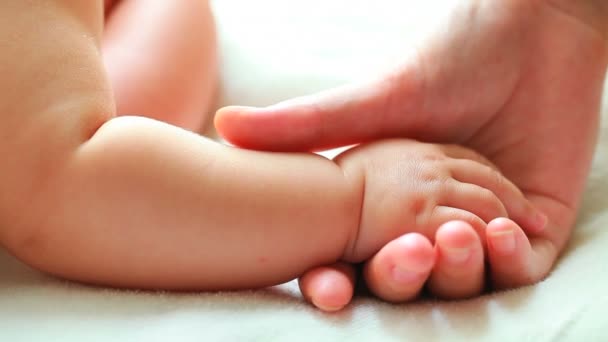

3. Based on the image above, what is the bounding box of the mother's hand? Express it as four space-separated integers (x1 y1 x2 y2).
216 0 608 310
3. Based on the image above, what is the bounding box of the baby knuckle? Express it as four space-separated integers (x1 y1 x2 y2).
487 167 507 192
460 211 484 226
426 146 448 161
463 147 493 166
418 163 450 185
478 187 501 205
419 168 442 183
464 214 486 232
481 191 508 217
409 196 433 228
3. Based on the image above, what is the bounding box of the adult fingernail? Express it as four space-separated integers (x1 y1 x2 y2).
392 266 421 284
443 247 471 264
490 228 516 254
311 299 344 312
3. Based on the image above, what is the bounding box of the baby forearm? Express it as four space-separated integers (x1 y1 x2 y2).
6 116 359 290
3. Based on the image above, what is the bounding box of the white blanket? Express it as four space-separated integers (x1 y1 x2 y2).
2 1 607 340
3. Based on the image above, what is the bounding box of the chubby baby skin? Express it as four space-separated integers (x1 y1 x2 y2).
0 0 545 306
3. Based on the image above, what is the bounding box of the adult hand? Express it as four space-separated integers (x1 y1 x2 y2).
216 0 608 310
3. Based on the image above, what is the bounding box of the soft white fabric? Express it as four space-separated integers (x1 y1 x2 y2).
2 1 608 340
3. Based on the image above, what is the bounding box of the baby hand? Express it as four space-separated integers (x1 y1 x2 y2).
336 139 546 263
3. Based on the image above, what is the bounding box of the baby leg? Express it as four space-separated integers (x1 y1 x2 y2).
103 0 217 132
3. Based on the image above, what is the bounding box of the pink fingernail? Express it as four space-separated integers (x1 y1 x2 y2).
490 229 516 254
311 299 344 312
534 212 548 231
392 267 420 284
444 247 471 264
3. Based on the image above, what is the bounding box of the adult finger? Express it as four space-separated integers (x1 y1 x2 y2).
298 262 356 312
215 63 428 152
363 233 435 302
486 217 558 290
427 221 485 299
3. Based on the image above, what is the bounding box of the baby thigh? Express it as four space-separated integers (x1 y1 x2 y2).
102 0 217 133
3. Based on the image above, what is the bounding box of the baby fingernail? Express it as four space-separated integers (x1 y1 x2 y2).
392 267 421 284
490 229 516 254
444 247 471 264
534 212 548 231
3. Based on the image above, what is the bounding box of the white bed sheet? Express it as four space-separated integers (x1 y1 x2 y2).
2 1 607 340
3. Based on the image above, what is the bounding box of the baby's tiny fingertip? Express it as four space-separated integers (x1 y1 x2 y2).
532 211 548 233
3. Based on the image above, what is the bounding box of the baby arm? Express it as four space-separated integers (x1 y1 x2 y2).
5 116 360 290
0 0 357 290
